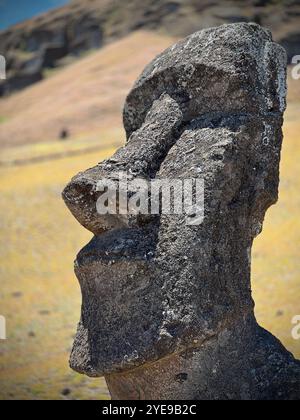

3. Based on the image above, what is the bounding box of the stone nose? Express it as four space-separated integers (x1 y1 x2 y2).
62 93 183 235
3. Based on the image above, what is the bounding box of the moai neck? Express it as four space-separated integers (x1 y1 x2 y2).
63 23 300 400
106 314 300 400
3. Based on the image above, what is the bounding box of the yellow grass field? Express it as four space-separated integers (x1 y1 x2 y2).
252 101 300 358
0 32 175 149
0 31 299 400
0 147 116 400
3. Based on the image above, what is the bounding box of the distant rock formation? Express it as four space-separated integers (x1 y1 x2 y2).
1 0 300 96
63 23 300 400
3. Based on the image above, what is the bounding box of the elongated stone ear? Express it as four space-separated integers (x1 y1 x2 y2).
263 41 287 113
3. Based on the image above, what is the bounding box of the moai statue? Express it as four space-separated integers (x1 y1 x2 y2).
63 23 300 400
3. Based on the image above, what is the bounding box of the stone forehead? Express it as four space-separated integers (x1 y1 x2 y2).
133 23 272 88
123 23 278 137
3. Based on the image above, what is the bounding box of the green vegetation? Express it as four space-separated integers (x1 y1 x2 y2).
0 115 8 124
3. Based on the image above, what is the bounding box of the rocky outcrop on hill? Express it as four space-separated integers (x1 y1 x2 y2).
0 0 300 96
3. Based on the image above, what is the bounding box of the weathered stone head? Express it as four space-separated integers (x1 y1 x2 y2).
63 23 300 400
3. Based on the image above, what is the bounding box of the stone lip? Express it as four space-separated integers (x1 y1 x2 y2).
68 114 281 377
69 224 248 377
63 23 300 399
62 23 287 238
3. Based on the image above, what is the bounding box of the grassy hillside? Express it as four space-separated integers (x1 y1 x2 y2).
0 149 113 400
0 31 176 400
1 0 299 96
252 101 300 356
0 31 174 150
0 31 299 400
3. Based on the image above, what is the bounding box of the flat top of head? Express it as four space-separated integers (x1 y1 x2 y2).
133 23 272 89
123 22 285 138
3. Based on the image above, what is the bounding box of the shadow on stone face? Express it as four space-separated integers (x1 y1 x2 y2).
63 22 300 400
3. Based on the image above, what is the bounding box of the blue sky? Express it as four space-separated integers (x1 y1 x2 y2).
0 0 70 30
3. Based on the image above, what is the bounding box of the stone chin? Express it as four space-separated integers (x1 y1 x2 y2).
69 116 282 377
63 23 300 400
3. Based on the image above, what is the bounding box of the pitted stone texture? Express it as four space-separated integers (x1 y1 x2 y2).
63 93 182 235
63 23 300 400
106 317 300 401
124 23 286 137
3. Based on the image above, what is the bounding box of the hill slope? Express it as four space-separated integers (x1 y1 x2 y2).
0 29 299 400
0 0 299 95
0 30 299 401
0 31 175 150
0 29 299 154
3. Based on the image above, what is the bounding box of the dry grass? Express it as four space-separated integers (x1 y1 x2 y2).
0 127 123 166
0 30 175 401
0 31 175 149
0 148 116 400
252 101 300 358
0 31 299 400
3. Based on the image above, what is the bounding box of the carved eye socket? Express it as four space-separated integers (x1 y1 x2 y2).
175 91 191 107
